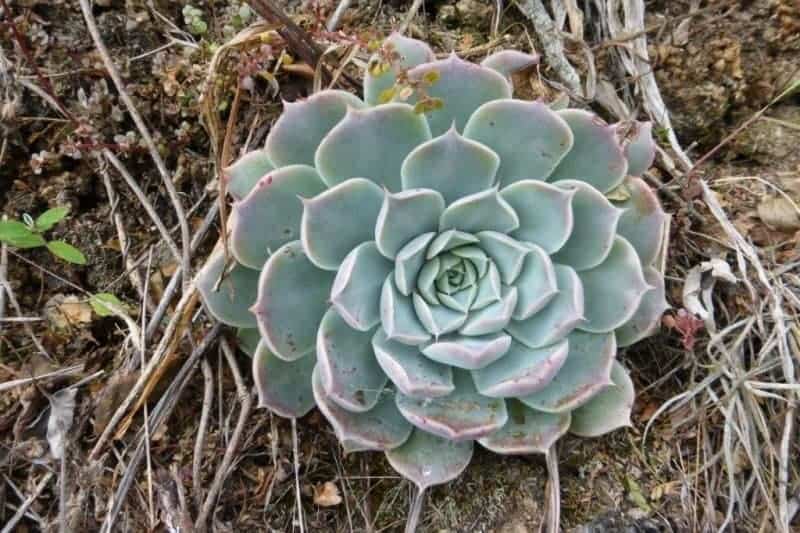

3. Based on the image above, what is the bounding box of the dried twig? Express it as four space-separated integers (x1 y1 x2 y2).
398 0 425 35
193 356 215 508
326 0 353 32
0 471 54 533
292 417 306 533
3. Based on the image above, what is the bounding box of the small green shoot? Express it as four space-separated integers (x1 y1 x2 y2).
0 207 87 265
89 292 125 317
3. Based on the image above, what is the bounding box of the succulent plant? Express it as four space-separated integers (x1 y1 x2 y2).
198 34 669 495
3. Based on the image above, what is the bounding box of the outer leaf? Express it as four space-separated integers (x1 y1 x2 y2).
518 330 615 413
315 103 431 191
577 237 650 333
301 178 384 271
463 99 573 186
331 242 393 331
364 33 435 106
253 241 335 360
223 149 274 201
237 328 261 357
480 50 539 81
312 367 413 453
472 339 568 397
265 90 366 167
422 332 512 370
478 400 569 455
35 207 69 231
400 127 500 204
512 244 557 320
196 251 259 328
548 109 628 193
614 177 668 267
502 180 575 254
372 329 454 398
375 189 444 259
569 361 635 437
385 429 474 490
0 220 46 248
621 121 656 177
395 370 508 440
230 165 326 269
380 277 431 345
253 342 316 418
406 53 512 136
616 266 669 347
317 309 387 412
439 188 519 234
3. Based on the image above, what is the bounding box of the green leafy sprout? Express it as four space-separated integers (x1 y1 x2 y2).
0 207 87 265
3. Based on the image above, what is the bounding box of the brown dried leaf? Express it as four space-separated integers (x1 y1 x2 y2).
757 196 800 231
92 371 139 435
313 481 342 507
44 294 92 329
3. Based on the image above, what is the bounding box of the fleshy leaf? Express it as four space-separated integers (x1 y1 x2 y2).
237 328 261 357
478 400 569 454
578 237 649 333
614 177 668 267
439 188 519 234
301 178 384 271
400 127 500 204
364 33 435 106
331 242 393 331
476 231 528 284
426 229 479 258
621 121 656 177
548 109 628 193
422 332 512 370
223 149 274 200
463 99 573 186
502 180 575 254
380 277 431 345
266 90 366 167
312 367 412 453
451 246 489 277
480 50 539 81
551 179 621 271
512 244 557 320
230 165 326 269
406 54 512 136
372 329 454 398
315 103 432 190
471 262 502 310
506 264 584 348
253 241 335 360
518 330 615 413
459 286 518 336
375 189 444 259
385 430 474 490
253 342 316 418
316 309 387 412
395 233 435 296
396 371 508 440
196 251 259 328
472 339 569 397
616 266 669 347
570 361 635 437
412 293 467 337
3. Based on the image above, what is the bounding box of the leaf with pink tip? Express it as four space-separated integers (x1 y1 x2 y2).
396 370 508 441
478 400 569 455
230 165 326 269
577 237 649 333
472 339 568 398
315 103 431 191
301 178 384 271
196 251 259 328
253 342 316 418
422 332 512 370
223 149 274 201
331 242 393 331
614 177 668 267
506 264 584 348
616 266 669 347
551 179 621 271
364 33 435 106
372 329 454 398
312 367 413 453
385 429 473 490
439 188 519 234
253 241 334 361
480 50 539 81
400 127 500 204
463 100 573 186
265 90 366 167
316 308 387 412
375 189 444 259
548 109 628 193
407 54 512 136
501 180 575 254
518 330 615 413
569 361 635 437
621 121 656 177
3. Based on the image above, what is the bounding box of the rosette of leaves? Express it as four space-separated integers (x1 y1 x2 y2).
197 35 669 496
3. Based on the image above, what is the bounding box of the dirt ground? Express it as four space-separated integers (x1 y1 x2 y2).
1 0 799 532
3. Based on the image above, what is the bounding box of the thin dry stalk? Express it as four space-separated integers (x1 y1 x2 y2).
0 471 54 533
292 417 306 533
193 356 215 508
